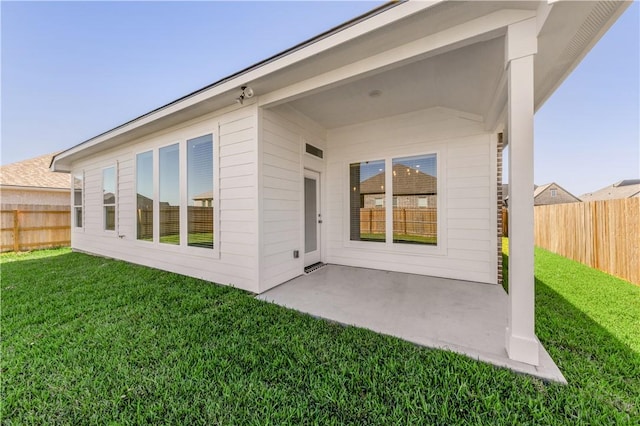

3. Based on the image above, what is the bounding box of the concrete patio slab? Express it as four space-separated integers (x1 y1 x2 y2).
257 265 566 383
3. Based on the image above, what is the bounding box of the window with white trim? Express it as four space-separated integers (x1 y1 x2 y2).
392 154 437 245
135 133 215 250
187 134 214 249
73 173 83 228
136 151 154 241
159 144 180 245
103 166 116 231
349 153 438 246
350 160 385 242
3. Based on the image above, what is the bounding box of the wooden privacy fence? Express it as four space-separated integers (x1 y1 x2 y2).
360 208 437 237
502 200 639 284
534 198 639 285
502 207 509 237
137 206 213 238
0 207 71 252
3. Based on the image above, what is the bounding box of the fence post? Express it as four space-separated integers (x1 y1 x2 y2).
13 210 20 252
403 209 407 235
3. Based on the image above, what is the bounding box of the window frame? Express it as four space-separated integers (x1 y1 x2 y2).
185 133 215 251
390 152 438 246
72 171 84 230
102 164 117 233
159 142 181 246
133 128 219 258
348 158 387 243
135 149 155 244
343 149 445 255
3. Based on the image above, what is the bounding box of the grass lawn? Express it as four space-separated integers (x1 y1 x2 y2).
140 233 214 248
359 233 437 244
2 245 639 424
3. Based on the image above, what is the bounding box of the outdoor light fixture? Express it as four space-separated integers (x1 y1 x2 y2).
236 86 254 104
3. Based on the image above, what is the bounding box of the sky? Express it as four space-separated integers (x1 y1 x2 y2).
1 1 638 197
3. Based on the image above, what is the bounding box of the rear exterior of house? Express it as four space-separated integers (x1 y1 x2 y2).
53 0 631 367
64 103 499 293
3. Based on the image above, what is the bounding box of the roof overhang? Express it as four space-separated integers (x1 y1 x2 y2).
0 184 70 192
52 0 632 171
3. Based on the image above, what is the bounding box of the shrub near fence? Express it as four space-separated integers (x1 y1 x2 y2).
533 198 639 285
0 206 71 252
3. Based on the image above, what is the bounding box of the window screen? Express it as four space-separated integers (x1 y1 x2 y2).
159 144 180 245
350 160 385 242
136 151 153 241
187 134 214 249
392 154 437 245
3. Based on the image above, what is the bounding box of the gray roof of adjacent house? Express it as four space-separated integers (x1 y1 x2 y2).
533 182 580 200
532 182 581 205
580 179 640 201
0 152 70 190
359 164 437 196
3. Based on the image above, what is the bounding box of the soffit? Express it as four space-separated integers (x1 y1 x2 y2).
246 1 537 98
286 37 505 129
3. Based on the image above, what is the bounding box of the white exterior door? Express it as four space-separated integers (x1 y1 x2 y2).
304 170 321 266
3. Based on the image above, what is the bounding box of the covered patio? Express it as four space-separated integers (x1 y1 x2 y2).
257 265 565 383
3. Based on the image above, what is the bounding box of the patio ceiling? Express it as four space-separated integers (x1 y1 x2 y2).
286 37 505 129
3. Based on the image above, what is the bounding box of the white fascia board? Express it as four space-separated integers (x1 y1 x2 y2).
534 0 632 111
52 1 442 171
258 9 537 108
0 185 70 192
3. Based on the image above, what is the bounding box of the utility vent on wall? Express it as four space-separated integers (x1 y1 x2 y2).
305 143 323 159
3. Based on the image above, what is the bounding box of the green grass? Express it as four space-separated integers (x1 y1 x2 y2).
2 245 639 424
358 233 437 244
138 233 214 247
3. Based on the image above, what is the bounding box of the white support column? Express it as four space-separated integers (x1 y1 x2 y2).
505 17 539 366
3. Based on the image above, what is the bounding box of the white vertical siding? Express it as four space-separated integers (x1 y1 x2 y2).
70 105 260 292
325 107 497 284
259 106 326 291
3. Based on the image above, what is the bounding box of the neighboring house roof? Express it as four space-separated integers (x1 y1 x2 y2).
533 182 581 205
0 152 70 190
533 183 552 198
136 193 153 208
104 192 116 204
580 179 640 201
193 191 213 201
360 164 437 195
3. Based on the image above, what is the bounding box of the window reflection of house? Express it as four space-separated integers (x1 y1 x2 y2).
193 191 213 207
360 164 437 209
